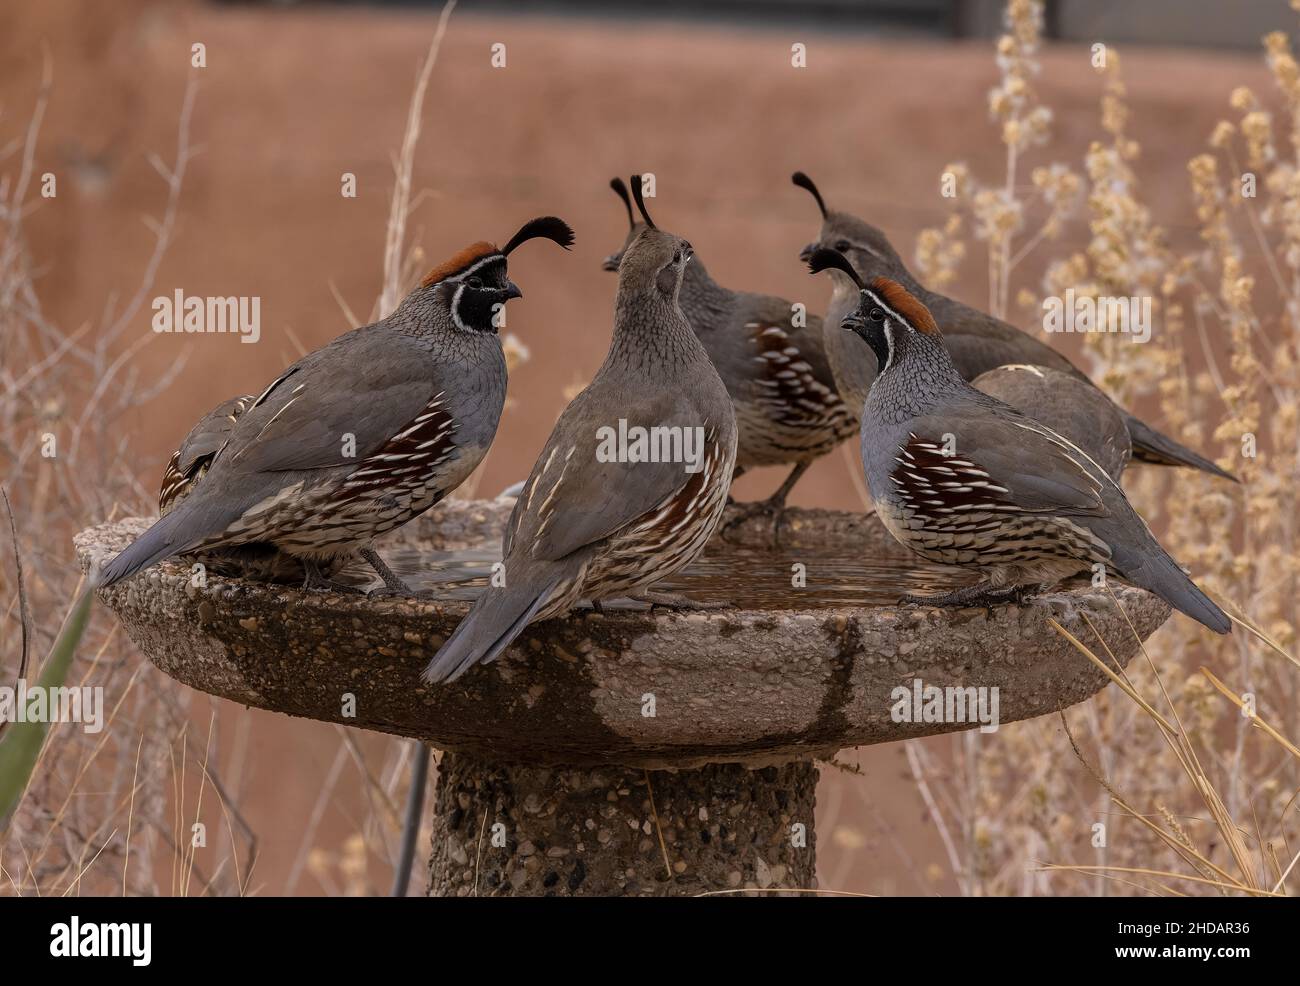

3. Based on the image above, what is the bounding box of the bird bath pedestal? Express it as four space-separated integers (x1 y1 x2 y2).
77 499 1170 896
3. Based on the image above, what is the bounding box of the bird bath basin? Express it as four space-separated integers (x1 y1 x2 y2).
76 498 1170 896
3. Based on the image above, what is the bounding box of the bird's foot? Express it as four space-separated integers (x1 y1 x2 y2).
302 559 365 595
899 582 1039 612
721 495 789 548
367 583 440 600
360 547 421 598
630 588 731 612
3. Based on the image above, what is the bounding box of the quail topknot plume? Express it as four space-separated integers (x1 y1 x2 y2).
603 176 854 540
809 248 1230 635
423 177 738 684
792 171 1235 483
99 216 575 594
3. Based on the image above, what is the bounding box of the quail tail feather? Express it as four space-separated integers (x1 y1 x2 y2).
1125 414 1237 483
1112 540 1231 635
98 490 250 587
97 501 211 587
422 569 564 684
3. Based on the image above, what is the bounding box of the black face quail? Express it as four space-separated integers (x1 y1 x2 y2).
423 178 738 684
971 365 1131 482
603 177 854 541
792 171 1235 482
98 216 575 594
809 248 1230 634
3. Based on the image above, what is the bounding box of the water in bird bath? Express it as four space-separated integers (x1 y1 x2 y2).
376 544 975 610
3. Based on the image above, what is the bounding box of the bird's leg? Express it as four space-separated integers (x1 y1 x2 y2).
361 546 421 598
899 581 1037 610
302 557 365 595
629 587 731 611
721 460 810 547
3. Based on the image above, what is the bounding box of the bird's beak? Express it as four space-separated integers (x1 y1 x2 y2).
504 281 523 301
798 242 818 263
601 253 622 272
841 311 866 336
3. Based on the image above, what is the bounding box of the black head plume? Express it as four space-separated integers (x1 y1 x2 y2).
609 177 635 229
792 171 828 219
808 247 865 289
501 216 575 256
629 175 656 229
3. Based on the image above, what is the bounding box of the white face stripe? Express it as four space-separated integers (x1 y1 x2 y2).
445 253 505 284
442 253 506 333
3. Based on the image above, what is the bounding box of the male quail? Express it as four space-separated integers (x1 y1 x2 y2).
99 216 575 594
792 171 1234 482
809 248 1230 634
423 179 737 684
604 177 854 539
972 365 1130 481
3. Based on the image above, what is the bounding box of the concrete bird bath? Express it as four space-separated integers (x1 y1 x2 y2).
76 498 1170 896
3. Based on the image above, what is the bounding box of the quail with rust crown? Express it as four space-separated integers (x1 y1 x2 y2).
808 248 1230 635
792 171 1234 482
603 177 854 541
98 216 575 594
424 178 738 684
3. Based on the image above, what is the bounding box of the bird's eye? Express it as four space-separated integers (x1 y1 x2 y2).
466 276 483 289
834 240 852 252
869 308 885 322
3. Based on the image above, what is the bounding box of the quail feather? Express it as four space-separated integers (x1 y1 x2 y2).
157 393 327 582
808 248 1230 635
792 171 1234 483
603 178 854 539
98 216 575 594
972 364 1131 482
424 178 738 684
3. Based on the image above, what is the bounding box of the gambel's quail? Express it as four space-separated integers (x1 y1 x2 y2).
423 179 737 684
809 248 1230 634
792 171 1234 482
972 365 1131 482
604 177 853 539
98 216 575 594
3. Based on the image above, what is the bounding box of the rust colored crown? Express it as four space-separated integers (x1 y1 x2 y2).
420 242 500 288
871 277 939 335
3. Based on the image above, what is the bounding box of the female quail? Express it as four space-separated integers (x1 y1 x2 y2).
793 171 1234 482
809 248 1230 634
604 177 854 540
99 216 575 594
423 179 737 684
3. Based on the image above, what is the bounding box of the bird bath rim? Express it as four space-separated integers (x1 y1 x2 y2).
76 499 1171 768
